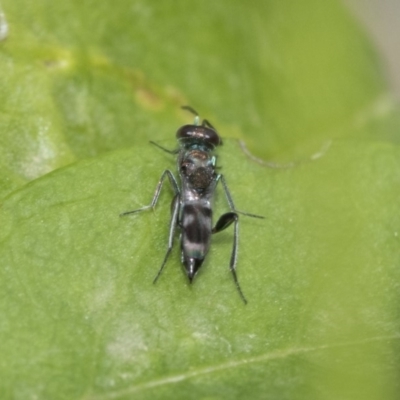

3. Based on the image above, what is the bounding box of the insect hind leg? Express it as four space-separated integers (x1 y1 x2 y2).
153 194 180 283
212 212 247 304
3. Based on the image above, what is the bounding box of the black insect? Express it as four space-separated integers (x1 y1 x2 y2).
120 106 263 303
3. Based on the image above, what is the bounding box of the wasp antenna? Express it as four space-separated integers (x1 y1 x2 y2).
202 118 216 130
181 105 199 117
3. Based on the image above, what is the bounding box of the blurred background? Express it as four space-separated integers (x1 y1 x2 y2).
345 0 400 95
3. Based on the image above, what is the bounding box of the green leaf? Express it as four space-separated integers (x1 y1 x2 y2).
0 0 399 399
1 139 400 399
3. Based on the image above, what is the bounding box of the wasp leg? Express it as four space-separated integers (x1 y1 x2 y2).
212 212 247 304
150 141 179 154
216 174 264 219
120 169 179 216
153 194 180 283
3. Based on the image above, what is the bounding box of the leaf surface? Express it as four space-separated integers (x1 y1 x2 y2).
0 1 399 399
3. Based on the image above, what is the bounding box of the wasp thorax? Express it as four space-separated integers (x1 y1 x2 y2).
180 150 214 190
188 167 214 190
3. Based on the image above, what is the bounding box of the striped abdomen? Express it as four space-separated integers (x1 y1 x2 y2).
180 203 212 281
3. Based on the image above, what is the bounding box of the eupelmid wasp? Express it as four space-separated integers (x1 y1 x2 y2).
120 106 263 303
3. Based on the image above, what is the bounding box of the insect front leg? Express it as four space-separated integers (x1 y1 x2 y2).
120 170 179 216
212 212 247 304
153 194 181 283
216 174 264 219
149 141 179 154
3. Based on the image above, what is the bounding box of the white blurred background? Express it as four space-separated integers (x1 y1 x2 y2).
345 0 400 96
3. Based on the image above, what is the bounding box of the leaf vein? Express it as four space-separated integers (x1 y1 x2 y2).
88 334 400 399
